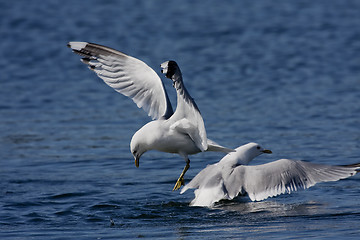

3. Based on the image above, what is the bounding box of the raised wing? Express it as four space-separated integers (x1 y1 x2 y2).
68 42 173 120
161 60 207 151
229 159 360 201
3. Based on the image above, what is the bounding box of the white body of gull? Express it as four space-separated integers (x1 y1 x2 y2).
181 142 360 207
68 42 233 190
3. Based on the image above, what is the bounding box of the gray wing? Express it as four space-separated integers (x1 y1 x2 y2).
227 159 360 201
68 42 173 120
180 163 227 206
180 164 221 194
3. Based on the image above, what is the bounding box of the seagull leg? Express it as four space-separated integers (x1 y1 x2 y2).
173 158 190 191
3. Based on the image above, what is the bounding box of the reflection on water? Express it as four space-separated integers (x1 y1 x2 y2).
181 199 356 238
214 198 326 217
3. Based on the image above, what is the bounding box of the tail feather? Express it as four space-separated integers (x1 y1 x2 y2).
207 139 234 153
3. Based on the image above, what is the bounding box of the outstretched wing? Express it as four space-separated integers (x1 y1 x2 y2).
68 42 173 120
228 159 360 201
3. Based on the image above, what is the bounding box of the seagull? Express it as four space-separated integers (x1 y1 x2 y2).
67 42 233 190
180 142 360 207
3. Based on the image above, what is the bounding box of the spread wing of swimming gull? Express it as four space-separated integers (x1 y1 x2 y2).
229 159 360 202
68 42 173 120
181 142 360 206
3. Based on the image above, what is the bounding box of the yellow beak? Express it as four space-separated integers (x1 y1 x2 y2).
262 149 272 154
135 156 140 168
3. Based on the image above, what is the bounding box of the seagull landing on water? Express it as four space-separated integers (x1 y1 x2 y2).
181 142 360 207
67 42 233 191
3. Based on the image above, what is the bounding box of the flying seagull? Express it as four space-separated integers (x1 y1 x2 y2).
67 42 233 190
181 142 360 206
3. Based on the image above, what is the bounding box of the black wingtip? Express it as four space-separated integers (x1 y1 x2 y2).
165 60 179 79
81 58 90 64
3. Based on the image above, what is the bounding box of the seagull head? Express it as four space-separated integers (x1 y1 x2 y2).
130 133 147 168
220 142 272 165
240 142 272 164
160 60 182 81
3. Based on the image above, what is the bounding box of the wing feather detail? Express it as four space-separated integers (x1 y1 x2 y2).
68 42 173 120
232 159 359 201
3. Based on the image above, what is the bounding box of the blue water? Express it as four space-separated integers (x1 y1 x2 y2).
1 0 360 239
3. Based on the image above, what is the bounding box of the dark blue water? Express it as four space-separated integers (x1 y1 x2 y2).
1 0 360 239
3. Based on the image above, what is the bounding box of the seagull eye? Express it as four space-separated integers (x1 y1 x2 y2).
256 146 261 150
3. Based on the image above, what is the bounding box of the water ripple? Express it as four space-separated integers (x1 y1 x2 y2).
1 0 360 239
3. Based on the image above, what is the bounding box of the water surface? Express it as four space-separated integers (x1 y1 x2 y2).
1 0 360 239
